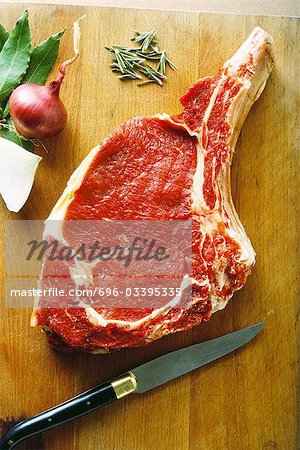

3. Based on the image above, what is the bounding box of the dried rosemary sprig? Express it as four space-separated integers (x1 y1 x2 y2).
105 30 178 86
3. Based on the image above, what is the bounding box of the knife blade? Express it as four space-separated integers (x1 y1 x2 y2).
132 322 264 393
0 323 264 450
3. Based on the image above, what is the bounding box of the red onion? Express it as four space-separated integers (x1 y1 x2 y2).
9 68 68 139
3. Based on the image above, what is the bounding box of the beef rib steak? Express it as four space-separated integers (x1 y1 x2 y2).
32 27 274 352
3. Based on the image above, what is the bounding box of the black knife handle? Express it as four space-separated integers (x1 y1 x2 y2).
0 372 137 450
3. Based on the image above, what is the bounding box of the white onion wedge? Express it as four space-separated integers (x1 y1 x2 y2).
0 137 42 212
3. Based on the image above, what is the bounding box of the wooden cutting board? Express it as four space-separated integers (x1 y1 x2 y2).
0 3 298 449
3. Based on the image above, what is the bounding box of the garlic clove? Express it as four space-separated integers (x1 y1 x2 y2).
0 137 42 212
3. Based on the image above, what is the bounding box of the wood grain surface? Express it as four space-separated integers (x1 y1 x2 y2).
2 0 299 18
0 4 299 450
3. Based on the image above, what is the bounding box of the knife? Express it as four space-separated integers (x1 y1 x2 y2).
0 322 264 450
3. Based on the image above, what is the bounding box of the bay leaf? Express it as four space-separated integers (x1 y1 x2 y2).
0 24 9 51
0 10 31 105
22 28 66 85
1 119 35 152
1 101 9 119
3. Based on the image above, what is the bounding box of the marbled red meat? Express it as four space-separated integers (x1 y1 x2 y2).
32 27 274 352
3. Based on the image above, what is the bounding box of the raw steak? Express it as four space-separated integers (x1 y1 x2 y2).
32 27 274 352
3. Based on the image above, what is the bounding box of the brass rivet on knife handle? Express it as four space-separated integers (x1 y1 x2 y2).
111 372 138 399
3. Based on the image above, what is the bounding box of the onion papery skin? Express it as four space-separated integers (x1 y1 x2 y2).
9 84 68 139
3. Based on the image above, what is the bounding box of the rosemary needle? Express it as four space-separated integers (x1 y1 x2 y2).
137 79 159 86
131 30 159 52
136 50 161 61
158 51 166 75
